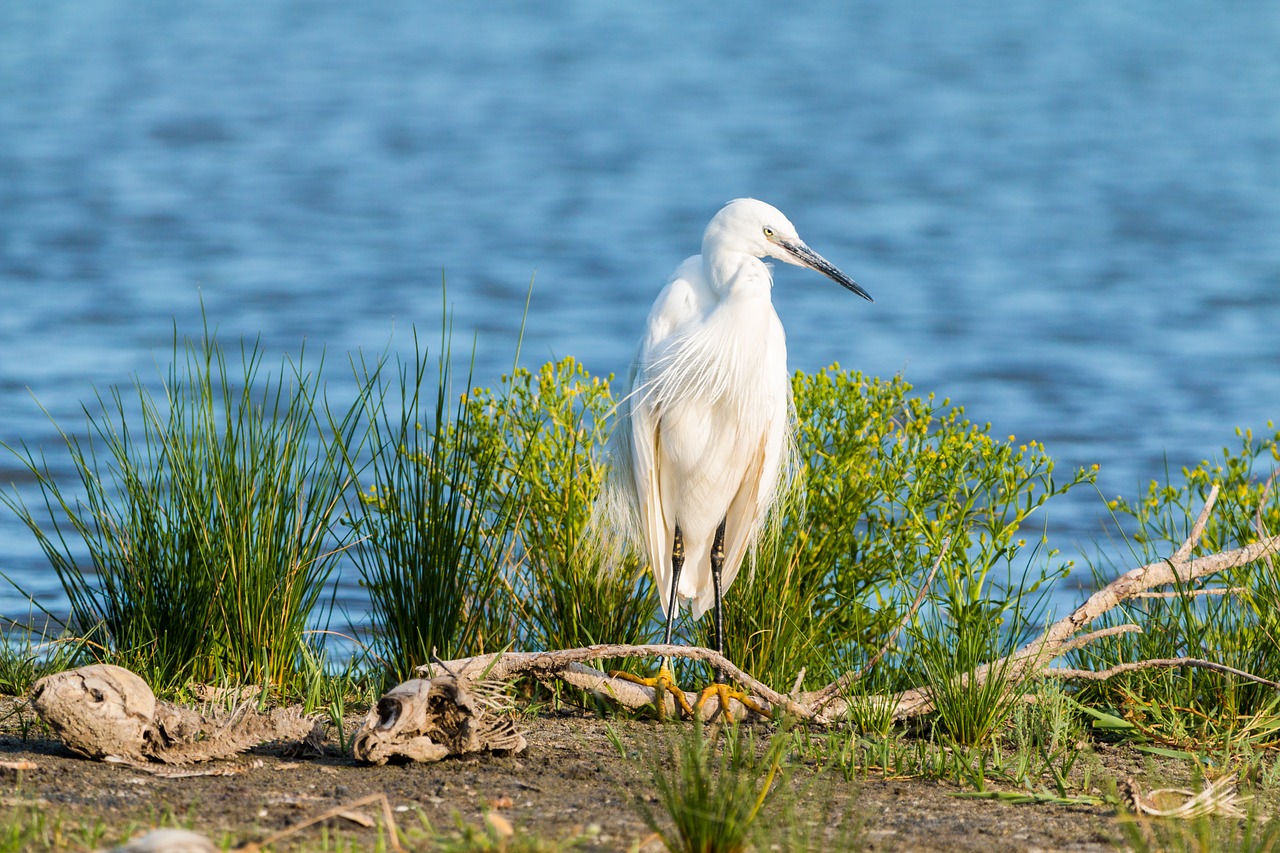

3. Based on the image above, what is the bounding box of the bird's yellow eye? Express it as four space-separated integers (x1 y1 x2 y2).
763 227 775 239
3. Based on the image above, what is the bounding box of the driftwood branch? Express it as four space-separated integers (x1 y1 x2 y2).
1054 624 1143 656
1173 484 1218 563
1131 588 1246 599
1048 658 1280 690
430 486 1280 724
421 644 811 719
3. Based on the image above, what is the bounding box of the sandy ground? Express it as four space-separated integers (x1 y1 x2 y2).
0 698 1146 852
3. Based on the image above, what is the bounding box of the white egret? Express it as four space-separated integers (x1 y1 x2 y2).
601 198 873 717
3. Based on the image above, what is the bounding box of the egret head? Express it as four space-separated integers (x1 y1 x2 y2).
704 198 873 302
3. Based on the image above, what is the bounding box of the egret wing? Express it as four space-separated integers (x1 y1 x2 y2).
629 258 711 615
693 388 794 617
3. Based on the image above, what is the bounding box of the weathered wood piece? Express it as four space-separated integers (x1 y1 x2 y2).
31 664 317 764
351 673 526 765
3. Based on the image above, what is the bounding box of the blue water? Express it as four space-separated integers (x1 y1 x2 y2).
2 2 1278 626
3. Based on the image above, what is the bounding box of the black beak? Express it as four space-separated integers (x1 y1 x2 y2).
780 239 873 303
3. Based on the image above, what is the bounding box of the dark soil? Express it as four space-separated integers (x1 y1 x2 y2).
0 700 1165 852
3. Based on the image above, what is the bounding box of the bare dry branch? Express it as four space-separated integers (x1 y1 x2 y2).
426 644 811 719
1009 529 1280 683
1047 658 1280 690
1172 484 1218 564
1131 588 1246 599
1054 624 1143 656
789 668 806 697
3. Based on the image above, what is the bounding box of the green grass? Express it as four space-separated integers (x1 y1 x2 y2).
0 808 110 853
0 619 83 696
341 325 514 683
788 681 1104 804
1 320 366 689
908 569 1041 747
1119 816 1280 853
0 801 594 853
636 718 792 853
0 805 238 853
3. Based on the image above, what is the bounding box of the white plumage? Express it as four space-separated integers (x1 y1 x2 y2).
602 198 872 627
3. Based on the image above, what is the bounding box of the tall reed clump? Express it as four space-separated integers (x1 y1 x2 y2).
359 354 656 672
1073 424 1280 748
459 358 656 655
703 366 1095 695
1 326 364 688
343 328 515 683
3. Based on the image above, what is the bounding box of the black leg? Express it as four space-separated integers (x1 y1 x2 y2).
608 524 694 717
695 519 771 721
662 525 685 648
710 519 727 683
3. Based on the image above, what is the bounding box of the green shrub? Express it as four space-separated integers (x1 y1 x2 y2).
459 358 657 654
705 367 1093 693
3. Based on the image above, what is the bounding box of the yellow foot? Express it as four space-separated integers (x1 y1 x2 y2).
610 665 694 718
695 682 773 722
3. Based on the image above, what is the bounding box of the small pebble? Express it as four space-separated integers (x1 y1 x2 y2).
107 828 216 853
